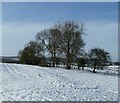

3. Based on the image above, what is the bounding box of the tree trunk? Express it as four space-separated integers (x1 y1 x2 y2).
52 60 55 67
66 62 71 69
93 66 96 73
82 67 84 70
52 54 55 67
66 41 71 69
66 54 71 69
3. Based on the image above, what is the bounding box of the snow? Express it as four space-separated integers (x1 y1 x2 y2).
0 63 118 101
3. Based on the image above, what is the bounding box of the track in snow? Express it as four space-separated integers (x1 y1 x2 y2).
0 63 118 101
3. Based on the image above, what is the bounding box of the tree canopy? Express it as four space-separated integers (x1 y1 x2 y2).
88 48 111 73
18 41 45 65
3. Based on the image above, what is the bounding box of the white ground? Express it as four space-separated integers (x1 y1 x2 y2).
0 63 118 101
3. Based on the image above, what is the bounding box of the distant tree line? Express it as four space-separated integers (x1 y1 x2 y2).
1 56 19 63
18 20 112 73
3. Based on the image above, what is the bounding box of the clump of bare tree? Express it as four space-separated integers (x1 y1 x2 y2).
36 20 85 69
18 20 112 72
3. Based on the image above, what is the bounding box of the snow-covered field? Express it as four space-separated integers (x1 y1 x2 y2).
0 63 118 101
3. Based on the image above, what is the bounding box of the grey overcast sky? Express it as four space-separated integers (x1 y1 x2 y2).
2 2 118 61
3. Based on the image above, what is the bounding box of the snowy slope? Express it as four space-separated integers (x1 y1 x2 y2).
0 63 118 101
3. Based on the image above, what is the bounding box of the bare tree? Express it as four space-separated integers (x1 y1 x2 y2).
36 28 59 67
54 21 85 69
